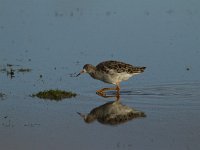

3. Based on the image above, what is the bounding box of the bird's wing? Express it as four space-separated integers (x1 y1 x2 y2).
96 60 145 74
96 61 128 73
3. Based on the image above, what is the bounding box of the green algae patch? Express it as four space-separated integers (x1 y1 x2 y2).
32 89 77 100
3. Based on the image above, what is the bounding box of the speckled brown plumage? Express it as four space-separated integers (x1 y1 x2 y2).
96 60 146 74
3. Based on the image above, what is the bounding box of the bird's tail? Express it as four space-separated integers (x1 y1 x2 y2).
139 67 146 72
133 66 146 73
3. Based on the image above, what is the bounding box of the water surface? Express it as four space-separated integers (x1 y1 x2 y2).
0 0 200 150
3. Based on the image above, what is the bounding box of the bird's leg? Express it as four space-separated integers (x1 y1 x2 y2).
116 82 120 95
96 82 120 93
96 87 117 95
116 93 120 101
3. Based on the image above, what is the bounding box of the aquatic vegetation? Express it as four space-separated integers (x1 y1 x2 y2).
0 92 6 100
0 68 6 72
17 68 32 72
32 89 77 100
0 64 31 79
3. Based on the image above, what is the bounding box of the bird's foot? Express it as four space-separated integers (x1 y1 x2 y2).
96 87 115 97
96 90 106 97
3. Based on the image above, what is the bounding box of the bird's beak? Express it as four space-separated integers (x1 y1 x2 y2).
77 112 85 119
76 69 86 77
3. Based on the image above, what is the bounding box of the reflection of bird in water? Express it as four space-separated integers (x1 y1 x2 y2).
77 60 146 96
77 100 146 125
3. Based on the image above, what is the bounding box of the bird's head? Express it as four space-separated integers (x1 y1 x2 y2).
76 64 95 77
77 112 96 123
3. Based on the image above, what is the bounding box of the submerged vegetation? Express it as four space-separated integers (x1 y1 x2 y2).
17 68 32 72
32 89 77 100
0 92 6 100
0 64 31 79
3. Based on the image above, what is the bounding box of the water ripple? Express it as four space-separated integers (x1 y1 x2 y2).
106 82 200 98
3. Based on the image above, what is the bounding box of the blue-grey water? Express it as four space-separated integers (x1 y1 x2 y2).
0 0 200 150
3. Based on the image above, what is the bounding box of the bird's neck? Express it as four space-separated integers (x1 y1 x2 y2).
88 70 96 79
87 66 97 79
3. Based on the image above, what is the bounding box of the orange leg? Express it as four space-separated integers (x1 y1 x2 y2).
96 82 121 96
116 93 120 101
116 83 120 94
96 87 116 95
96 91 120 101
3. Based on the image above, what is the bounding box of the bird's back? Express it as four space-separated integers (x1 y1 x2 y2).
96 60 146 74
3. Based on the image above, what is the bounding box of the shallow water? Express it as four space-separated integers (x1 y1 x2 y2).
1 0 200 150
